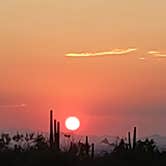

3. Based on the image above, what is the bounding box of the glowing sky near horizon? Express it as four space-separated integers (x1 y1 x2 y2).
0 0 166 137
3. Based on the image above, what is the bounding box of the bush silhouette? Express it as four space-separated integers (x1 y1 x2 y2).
0 132 166 166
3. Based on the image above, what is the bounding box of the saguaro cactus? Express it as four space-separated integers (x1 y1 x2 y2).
85 136 89 156
56 121 60 150
49 110 54 148
54 119 57 148
49 110 61 151
133 127 137 149
128 131 132 150
91 143 95 159
53 119 60 151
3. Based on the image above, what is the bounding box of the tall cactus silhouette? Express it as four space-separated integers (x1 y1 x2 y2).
53 119 60 151
85 136 90 156
54 119 57 148
91 143 95 159
128 131 132 150
56 121 60 150
133 127 137 149
49 110 54 148
49 110 60 151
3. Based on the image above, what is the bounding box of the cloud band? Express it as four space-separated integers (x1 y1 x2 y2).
148 50 166 58
65 48 137 57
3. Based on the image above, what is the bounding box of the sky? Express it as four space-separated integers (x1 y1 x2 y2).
0 0 166 137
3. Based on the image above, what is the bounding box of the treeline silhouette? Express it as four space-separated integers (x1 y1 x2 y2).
1 131 166 166
0 110 166 166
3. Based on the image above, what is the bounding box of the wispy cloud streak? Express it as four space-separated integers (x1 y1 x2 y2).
65 48 137 57
0 104 27 108
148 50 166 58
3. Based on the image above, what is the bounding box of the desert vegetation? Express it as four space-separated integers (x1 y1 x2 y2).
0 111 166 166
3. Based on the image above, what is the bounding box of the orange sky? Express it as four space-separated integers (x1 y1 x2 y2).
0 0 166 137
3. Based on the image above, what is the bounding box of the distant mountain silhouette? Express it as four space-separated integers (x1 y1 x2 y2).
86 134 166 153
3 131 166 154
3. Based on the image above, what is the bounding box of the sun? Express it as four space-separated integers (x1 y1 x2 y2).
65 116 80 131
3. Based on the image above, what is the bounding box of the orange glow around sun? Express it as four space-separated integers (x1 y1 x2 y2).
65 116 80 131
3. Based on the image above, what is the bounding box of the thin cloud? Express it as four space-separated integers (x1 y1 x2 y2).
0 104 27 108
139 57 145 60
148 51 160 54
154 54 166 58
65 48 137 57
148 50 166 58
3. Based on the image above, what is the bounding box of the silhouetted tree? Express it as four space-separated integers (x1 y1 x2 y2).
0 133 11 151
112 138 128 154
33 134 49 150
136 138 158 153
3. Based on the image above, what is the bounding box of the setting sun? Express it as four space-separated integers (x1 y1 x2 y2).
65 116 80 131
